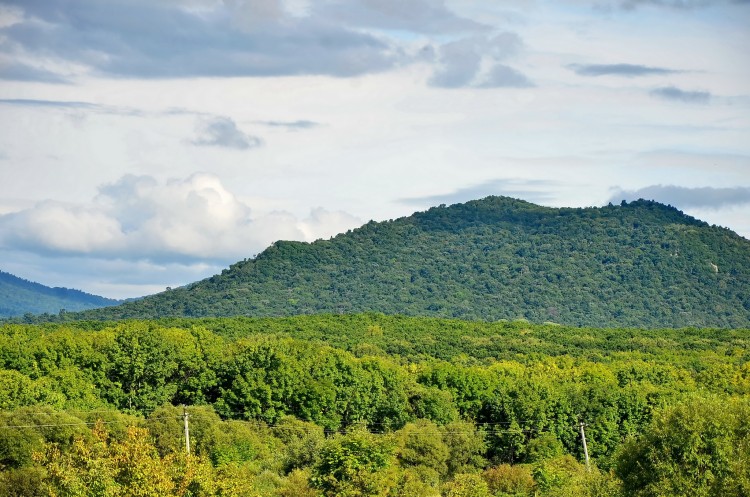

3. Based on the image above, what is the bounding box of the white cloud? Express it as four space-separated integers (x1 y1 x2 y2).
298 207 362 241
1 201 124 253
0 173 362 264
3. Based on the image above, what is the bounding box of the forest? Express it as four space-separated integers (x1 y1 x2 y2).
65 197 750 328
1 314 748 496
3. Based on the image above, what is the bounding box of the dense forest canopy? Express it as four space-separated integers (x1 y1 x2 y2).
0 270 121 318
1 315 749 496
66 197 750 327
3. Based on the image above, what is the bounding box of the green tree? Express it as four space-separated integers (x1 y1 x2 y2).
311 426 397 497
396 419 449 484
442 473 490 497
616 395 750 497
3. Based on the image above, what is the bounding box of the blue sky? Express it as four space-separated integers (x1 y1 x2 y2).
0 0 748 298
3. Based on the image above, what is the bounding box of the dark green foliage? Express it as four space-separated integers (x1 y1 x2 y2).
69 197 750 327
0 466 46 497
0 270 121 318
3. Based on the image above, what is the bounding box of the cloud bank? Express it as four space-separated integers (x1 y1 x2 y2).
0 173 361 264
0 0 491 81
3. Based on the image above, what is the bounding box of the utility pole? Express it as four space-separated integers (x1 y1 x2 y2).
579 421 590 472
183 405 190 455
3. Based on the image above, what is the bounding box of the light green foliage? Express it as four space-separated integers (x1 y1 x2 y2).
146 404 225 459
395 468 442 497
616 395 750 496
532 455 587 495
276 468 320 497
524 433 564 463
408 384 459 425
482 464 536 496
396 419 450 484
442 473 491 497
36 421 220 497
0 316 748 496
273 416 325 473
311 426 397 496
0 369 38 409
441 420 487 477
0 407 90 469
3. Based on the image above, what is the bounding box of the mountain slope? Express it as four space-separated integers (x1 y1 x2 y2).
0 270 121 317
76 197 750 327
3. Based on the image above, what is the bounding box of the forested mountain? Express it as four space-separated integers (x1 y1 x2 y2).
0 270 121 317
75 197 750 327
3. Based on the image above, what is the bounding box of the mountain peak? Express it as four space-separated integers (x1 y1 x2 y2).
72 197 750 327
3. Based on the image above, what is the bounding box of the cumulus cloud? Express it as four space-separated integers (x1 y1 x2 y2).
298 207 362 241
609 185 750 209
568 63 679 77
1 201 125 254
0 173 362 264
401 178 559 206
191 117 262 150
429 33 531 89
650 86 711 103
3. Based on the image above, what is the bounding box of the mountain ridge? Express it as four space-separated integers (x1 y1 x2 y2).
0 270 122 318
71 196 750 327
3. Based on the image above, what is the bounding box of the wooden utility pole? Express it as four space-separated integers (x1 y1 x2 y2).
183 405 190 455
579 421 590 472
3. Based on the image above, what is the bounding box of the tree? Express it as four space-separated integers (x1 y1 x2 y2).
442 473 490 497
616 395 750 496
396 419 449 484
311 426 397 497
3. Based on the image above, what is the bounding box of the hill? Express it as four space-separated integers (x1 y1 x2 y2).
74 196 750 327
0 270 121 317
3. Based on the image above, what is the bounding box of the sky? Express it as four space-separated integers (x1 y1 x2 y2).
0 0 749 299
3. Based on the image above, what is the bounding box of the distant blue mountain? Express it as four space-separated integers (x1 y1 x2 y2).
0 270 122 318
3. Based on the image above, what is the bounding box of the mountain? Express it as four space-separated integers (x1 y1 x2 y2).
0 270 122 318
74 197 750 327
